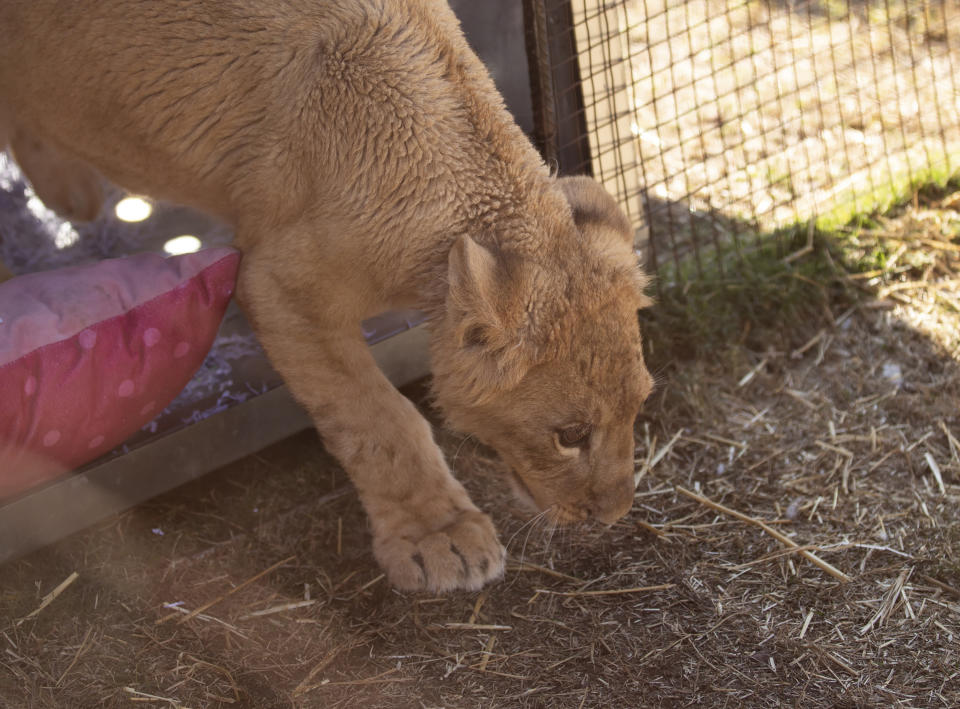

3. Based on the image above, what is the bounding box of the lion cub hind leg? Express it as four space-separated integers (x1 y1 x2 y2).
240 256 505 593
9 127 104 222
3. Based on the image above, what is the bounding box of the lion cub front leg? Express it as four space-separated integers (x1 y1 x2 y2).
358 410 506 593
241 263 505 593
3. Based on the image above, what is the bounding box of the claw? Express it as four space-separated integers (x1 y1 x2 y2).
449 543 469 579
411 552 427 584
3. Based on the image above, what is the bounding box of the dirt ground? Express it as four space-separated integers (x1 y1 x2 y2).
2 198 959 708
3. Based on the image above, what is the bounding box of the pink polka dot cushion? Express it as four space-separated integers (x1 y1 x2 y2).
0 247 240 498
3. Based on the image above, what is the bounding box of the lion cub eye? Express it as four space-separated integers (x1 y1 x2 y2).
557 423 592 449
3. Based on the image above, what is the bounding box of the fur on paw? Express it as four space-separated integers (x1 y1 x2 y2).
373 507 505 593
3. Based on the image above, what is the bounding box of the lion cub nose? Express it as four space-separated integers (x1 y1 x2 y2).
590 475 635 524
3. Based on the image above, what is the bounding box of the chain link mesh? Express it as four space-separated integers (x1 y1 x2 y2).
530 0 960 288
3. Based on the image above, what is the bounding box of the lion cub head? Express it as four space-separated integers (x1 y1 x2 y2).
432 176 653 525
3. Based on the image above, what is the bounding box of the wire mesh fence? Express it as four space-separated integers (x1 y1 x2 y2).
526 0 960 289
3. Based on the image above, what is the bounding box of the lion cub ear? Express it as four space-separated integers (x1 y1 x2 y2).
447 234 507 350
558 175 634 253
448 234 498 309
446 235 532 394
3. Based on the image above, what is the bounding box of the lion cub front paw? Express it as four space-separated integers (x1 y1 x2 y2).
373 507 506 593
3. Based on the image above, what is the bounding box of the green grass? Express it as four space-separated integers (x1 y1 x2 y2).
642 173 960 366
642 225 850 363
813 147 960 233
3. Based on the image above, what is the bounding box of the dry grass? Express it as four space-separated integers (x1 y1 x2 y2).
2 196 960 707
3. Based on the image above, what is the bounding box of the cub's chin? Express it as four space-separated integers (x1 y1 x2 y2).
506 470 588 525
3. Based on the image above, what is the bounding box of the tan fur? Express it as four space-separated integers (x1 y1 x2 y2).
0 0 652 592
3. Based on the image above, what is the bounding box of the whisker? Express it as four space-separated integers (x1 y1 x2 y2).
543 517 558 552
449 433 476 473
528 507 566 560
504 508 548 552
510 509 551 566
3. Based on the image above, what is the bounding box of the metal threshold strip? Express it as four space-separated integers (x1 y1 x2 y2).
0 323 429 564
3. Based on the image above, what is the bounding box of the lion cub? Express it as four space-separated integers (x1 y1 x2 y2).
0 0 653 592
